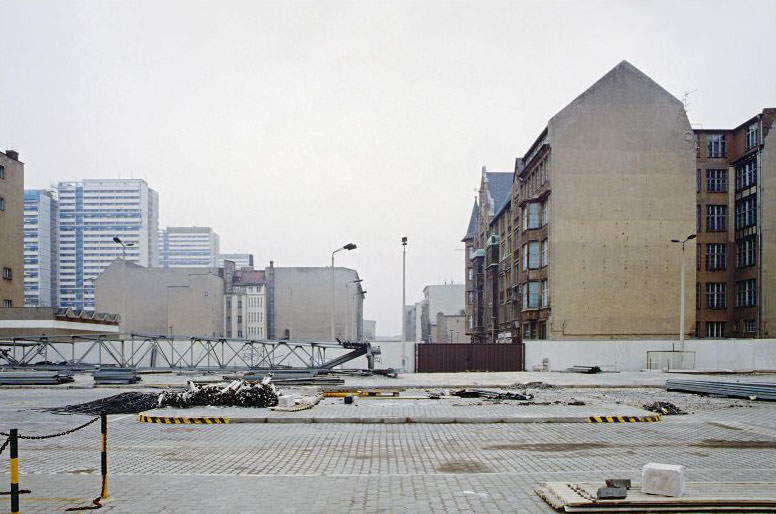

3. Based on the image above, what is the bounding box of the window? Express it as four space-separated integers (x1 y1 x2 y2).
527 241 540 269
468 316 473 329
0 196 4 211
468 246 474 259
706 205 726 231
696 282 701 310
736 236 756 268
521 244 527 271
746 122 758 149
541 200 548 226
541 280 548 308
696 205 701 232
1 267 11 280
696 244 701 271
707 134 726 158
467 292 473 305
528 281 540 308
736 160 757 191
735 195 756 229
523 203 540 230
705 244 726 271
541 239 548 266
736 279 756 308
467 267 473 280
744 319 757 333
696 169 701 193
0 165 4 179
706 169 726 192
706 322 726 338
2 299 11 308
538 321 547 340
705 282 727 309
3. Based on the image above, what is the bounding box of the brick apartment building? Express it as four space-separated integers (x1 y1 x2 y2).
0 150 24 308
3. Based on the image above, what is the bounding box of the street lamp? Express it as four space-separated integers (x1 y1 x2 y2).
401 236 407 371
331 243 357 341
112 236 134 260
671 234 696 351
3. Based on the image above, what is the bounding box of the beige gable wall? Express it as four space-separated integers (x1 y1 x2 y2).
547 62 696 339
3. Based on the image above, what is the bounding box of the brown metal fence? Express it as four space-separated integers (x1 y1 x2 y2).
415 343 524 373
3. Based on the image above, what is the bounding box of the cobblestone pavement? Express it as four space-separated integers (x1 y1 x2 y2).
1 387 776 513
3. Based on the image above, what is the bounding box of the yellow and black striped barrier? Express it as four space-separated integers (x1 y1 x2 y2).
100 412 108 500
137 414 230 424
9 428 19 514
587 414 661 423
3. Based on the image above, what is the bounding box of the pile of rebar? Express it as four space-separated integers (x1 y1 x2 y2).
159 378 279 408
49 392 160 415
665 379 776 401
0 370 74 385
93 367 140 385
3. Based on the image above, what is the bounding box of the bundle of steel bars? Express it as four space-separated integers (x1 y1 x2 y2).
665 379 776 401
0 370 74 385
93 367 139 385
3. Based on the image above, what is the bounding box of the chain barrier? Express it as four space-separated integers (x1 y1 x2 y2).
0 416 99 440
0 436 8 456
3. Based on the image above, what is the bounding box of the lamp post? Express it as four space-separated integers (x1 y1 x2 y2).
112 236 134 260
401 236 407 371
331 243 357 341
671 234 696 351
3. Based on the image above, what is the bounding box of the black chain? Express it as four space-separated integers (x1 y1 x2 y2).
0 416 99 440
0 436 8 456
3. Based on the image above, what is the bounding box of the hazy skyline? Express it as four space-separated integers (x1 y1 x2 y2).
2 0 774 335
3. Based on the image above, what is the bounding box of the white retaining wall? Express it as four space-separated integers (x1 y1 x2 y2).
523 339 776 372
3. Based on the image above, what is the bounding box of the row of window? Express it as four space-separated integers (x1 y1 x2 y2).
521 280 548 310
697 280 757 309
521 239 548 271
696 319 757 338
696 238 757 271
699 198 757 232
522 201 548 231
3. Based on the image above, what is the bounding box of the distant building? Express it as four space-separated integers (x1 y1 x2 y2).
23 190 58 307
403 304 416 341
417 284 465 343
159 226 220 268
435 311 466 343
95 260 224 337
0 150 24 308
224 266 267 339
363 319 376 340
266 262 364 341
219 253 254 270
57 179 159 310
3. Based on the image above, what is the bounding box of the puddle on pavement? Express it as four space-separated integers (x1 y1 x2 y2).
437 460 492 473
693 439 776 449
482 442 610 452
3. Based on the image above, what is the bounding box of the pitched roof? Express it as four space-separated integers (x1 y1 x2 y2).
461 200 479 242
485 171 512 220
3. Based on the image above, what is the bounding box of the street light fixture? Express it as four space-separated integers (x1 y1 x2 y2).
401 236 408 371
112 236 135 260
331 242 357 341
671 234 696 352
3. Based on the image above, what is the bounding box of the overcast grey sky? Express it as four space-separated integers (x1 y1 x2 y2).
1 0 774 335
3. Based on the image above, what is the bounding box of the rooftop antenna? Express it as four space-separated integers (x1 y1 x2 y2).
682 89 697 114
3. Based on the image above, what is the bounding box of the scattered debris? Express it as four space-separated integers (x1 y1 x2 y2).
567 399 586 406
158 378 278 408
0 370 74 385
451 389 534 400
605 478 632 489
518 381 555 389
597 486 628 499
567 365 602 374
643 401 686 415
48 392 159 415
270 394 323 412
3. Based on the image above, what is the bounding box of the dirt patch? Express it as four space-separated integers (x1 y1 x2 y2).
437 460 492 473
707 422 743 431
693 439 776 449
483 442 610 452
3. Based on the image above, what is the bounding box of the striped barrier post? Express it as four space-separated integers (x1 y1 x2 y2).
100 411 108 499
9 428 19 514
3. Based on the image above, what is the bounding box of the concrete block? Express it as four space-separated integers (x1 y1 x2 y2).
641 463 686 497
277 395 295 408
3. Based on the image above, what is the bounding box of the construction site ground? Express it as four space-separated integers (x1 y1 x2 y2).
2 371 776 513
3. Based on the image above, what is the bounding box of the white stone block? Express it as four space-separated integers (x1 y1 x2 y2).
277 395 295 407
641 463 686 497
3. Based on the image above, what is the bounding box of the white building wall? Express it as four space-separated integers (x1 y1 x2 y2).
23 190 58 307
160 227 220 268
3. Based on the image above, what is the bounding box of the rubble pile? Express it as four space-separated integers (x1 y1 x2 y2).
643 401 686 415
158 378 279 409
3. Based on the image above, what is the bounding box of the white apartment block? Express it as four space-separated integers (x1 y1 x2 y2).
224 284 267 339
57 179 159 310
23 190 58 307
219 253 254 270
159 226 220 268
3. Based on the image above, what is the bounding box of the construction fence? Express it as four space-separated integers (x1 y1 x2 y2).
415 343 524 373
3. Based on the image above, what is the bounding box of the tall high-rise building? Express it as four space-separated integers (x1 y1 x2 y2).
23 190 59 307
219 253 254 270
159 226 220 268
0 150 24 308
57 179 159 310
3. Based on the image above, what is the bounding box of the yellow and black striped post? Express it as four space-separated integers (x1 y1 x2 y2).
9 428 19 514
100 411 108 499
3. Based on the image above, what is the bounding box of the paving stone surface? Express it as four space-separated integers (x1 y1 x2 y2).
1 386 776 512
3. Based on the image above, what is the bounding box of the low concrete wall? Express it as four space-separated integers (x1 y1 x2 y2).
523 339 776 372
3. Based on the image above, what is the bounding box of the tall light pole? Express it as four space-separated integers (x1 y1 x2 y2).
401 236 407 371
671 234 696 351
112 236 134 260
331 242 357 341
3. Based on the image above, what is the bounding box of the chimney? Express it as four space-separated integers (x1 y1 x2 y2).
5 149 19 161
